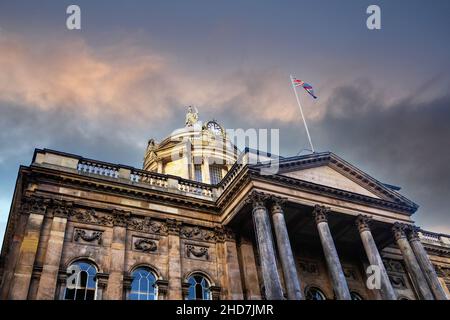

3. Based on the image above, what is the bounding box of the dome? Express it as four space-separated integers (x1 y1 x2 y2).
143 107 239 184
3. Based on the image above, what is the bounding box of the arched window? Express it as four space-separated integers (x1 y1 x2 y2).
64 260 98 300
129 267 158 300
187 274 211 300
305 287 327 300
350 291 364 300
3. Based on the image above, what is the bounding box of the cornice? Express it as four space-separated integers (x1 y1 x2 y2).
247 168 415 215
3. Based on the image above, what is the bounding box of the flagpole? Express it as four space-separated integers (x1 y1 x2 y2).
290 75 315 153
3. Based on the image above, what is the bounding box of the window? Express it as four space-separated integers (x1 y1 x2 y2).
129 267 158 300
305 287 326 300
187 274 211 300
194 164 202 182
350 291 363 300
64 261 98 300
209 164 223 185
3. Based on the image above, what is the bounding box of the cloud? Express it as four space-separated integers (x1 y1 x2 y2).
0 30 449 239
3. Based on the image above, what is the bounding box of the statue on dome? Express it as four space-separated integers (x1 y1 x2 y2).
185 106 199 127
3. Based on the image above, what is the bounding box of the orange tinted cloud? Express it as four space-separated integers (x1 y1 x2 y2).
0 31 327 125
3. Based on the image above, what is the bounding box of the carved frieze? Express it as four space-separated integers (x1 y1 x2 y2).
69 208 113 226
128 216 168 235
73 228 103 245
180 225 216 242
185 244 209 260
133 237 158 253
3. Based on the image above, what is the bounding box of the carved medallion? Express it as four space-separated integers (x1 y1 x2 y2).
133 238 158 253
185 244 209 260
73 228 103 245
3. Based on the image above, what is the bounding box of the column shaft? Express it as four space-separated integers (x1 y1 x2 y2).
393 224 434 300
408 229 448 300
313 205 351 300
36 216 68 299
356 215 396 300
251 197 284 300
270 202 303 300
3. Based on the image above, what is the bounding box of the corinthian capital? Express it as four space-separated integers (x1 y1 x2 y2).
268 195 287 214
406 226 421 242
245 191 269 210
355 215 372 233
392 223 407 241
312 205 330 224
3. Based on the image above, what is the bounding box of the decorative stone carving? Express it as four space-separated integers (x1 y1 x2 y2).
166 218 182 235
214 226 234 242
383 258 405 273
180 225 216 241
312 204 329 224
298 260 319 275
69 208 113 226
392 223 408 241
186 244 209 260
389 275 407 289
383 259 408 289
407 226 421 242
133 238 158 253
355 215 372 233
245 191 269 210
128 216 168 234
73 228 103 245
21 195 48 215
111 209 130 227
268 195 287 214
50 199 73 218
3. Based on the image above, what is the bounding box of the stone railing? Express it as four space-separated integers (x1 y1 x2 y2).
77 160 120 178
33 149 219 200
419 230 450 248
178 179 213 197
130 169 168 188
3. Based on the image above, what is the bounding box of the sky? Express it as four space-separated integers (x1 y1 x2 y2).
0 0 450 247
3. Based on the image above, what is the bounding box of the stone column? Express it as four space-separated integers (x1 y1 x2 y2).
248 192 284 300
269 199 303 300
356 215 396 300
167 219 182 300
312 205 351 300
392 223 434 300
104 210 128 300
9 205 46 299
407 227 448 300
36 205 68 299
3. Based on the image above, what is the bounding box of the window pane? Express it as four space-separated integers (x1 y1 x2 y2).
194 165 202 182
209 165 222 184
64 261 97 300
129 267 157 300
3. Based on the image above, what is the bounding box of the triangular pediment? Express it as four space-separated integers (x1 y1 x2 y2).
281 165 382 199
265 152 418 211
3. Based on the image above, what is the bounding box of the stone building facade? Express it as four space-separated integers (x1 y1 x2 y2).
0 112 449 300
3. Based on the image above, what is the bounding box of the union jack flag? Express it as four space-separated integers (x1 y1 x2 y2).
292 77 317 99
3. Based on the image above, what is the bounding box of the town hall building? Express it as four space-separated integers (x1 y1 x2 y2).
0 108 449 300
